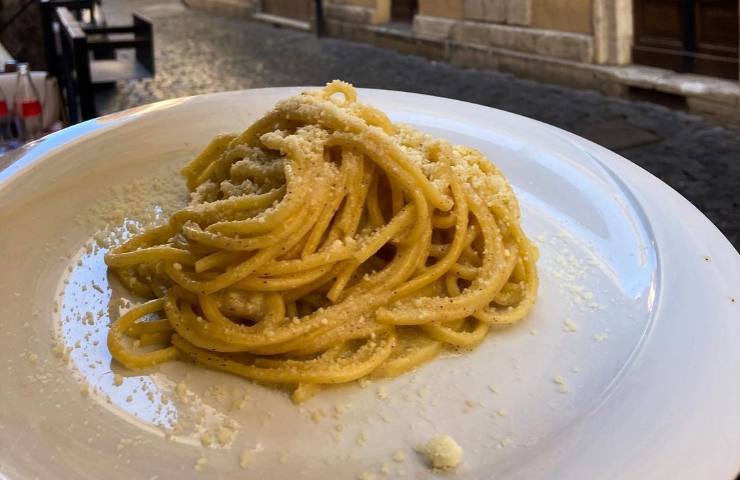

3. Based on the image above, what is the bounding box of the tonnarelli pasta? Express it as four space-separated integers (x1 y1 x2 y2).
105 81 538 403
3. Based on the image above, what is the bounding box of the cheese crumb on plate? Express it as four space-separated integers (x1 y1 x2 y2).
421 434 463 470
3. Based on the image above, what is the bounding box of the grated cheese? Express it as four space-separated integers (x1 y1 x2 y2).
421 435 463 470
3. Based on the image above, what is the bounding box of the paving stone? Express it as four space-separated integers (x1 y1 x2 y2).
571 117 662 151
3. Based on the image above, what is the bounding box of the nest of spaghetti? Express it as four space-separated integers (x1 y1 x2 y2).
105 81 538 403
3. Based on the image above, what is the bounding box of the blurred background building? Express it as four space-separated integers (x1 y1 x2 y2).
1 1 738 126
180 0 739 127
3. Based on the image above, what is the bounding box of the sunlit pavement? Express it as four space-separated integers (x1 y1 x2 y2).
99 0 740 249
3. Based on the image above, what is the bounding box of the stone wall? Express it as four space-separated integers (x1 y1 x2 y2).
419 0 464 20
451 0 532 26
417 0 592 31
412 0 634 67
413 16 593 64
592 0 632 65
531 0 592 35
324 0 390 25
182 0 257 18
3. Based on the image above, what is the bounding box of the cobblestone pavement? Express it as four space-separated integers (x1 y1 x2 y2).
100 0 740 249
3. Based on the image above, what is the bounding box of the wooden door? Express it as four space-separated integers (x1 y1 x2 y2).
633 0 739 80
262 0 313 22
391 0 418 22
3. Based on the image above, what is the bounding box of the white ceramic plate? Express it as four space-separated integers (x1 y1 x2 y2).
1 88 738 480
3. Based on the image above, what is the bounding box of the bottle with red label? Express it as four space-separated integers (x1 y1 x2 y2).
13 63 43 143
0 83 9 153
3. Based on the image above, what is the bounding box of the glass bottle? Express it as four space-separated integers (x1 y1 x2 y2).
0 84 9 153
13 63 43 143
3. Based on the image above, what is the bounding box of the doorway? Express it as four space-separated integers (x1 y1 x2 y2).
632 0 739 80
391 0 418 23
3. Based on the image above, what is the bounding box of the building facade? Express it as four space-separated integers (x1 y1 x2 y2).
186 0 740 126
